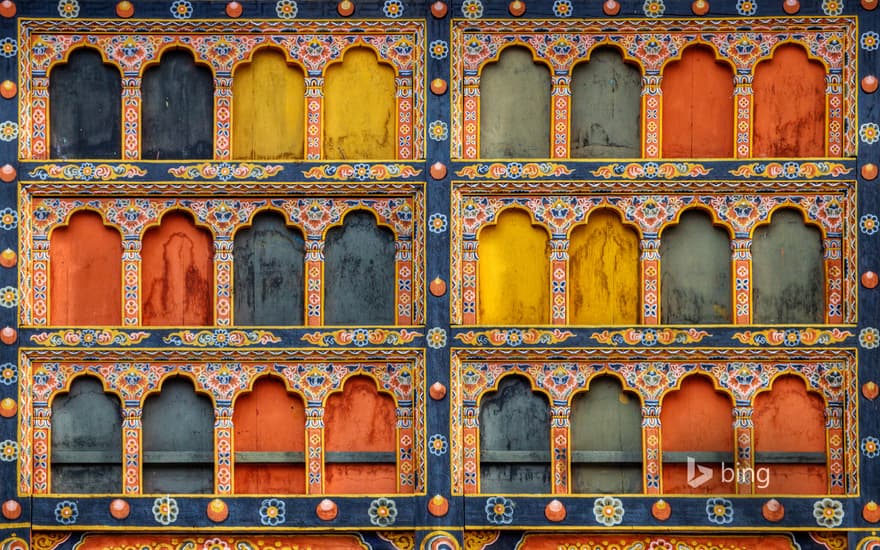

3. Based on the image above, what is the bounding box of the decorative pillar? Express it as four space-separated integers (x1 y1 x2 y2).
550 237 568 324
215 404 233 494
396 402 414 492
733 404 754 494
214 238 232 326
642 403 661 494
461 237 479 325
214 75 232 160
731 237 752 324
122 238 141 326
32 237 49 326
121 404 141 494
826 403 845 495
824 235 843 324
305 75 323 160
551 75 571 159
121 76 141 159
826 71 843 157
31 75 49 159
640 237 660 324
462 403 479 494
734 73 753 158
396 74 413 160
551 404 569 493
305 404 324 494
395 238 413 325
462 73 480 159
641 73 661 158
32 404 50 494
305 238 324 326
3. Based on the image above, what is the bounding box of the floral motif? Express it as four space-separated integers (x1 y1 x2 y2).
861 214 879 235
0 121 18 141
862 436 879 458
29 163 146 181
429 120 449 141
54 501 78 525
429 40 449 60
861 31 879 51
427 327 447 349
461 0 483 18
301 328 421 347
31 329 150 347
170 0 193 18
0 38 16 58
0 440 17 462
457 162 574 179
593 496 624 526
0 286 17 308
859 327 880 349
368 497 398 527
0 363 16 385
57 0 80 17
735 0 757 15
860 123 880 144
164 329 281 347
275 0 297 18
455 328 575 346
729 161 851 179
706 498 734 525
202 539 229 550
731 328 853 346
169 162 282 181
383 0 404 18
302 164 421 181
481 496 515 525
821 0 843 15
429 434 448 456
813 498 844 528
552 0 573 17
259 498 285 526
428 213 448 233
0 208 17 230
592 328 710 346
643 0 665 17
153 496 178 525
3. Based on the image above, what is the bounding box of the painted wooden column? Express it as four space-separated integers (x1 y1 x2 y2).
824 235 843 323
214 75 232 160
306 404 324 494
215 237 233 326
462 73 480 159
121 76 141 159
396 74 413 160
550 237 568 324
396 402 414 492
395 238 413 325
734 73 753 158
32 404 50 494
305 75 323 160
642 403 661 494
121 404 141 494
731 237 752 324
551 75 571 159
826 70 843 157
640 236 660 324
463 403 479 494
551 404 569 493
641 73 661 159
461 237 479 325
122 238 141 326
733 404 754 494
215 404 233 494
826 403 845 494
31 75 49 159
32 237 49 326
305 237 324 326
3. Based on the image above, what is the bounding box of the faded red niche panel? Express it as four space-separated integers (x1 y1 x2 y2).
516 533 811 550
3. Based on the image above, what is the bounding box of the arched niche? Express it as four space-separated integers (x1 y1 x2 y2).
753 44 826 157
478 208 550 325
570 47 641 158
233 49 305 160
661 375 734 494
323 210 396 325
660 209 731 324
569 209 640 324
661 45 734 158
323 47 396 160
233 376 306 494
142 376 214 494
753 375 827 494
479 46 551 158
233 211 305 326
49 48 121 159
570 376 642 493
141 211 214 326
142 49 213 160
323 375 400 494
51 376 122 493
50 210 122 326
752 208 824 324
479 375 551 494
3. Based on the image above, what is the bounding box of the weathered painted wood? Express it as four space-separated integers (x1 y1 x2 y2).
323 211 395 325
478 208 550 325
569 210 639 324
661 375 734 494
754 375 827 494
753 44 825 157
142 376 214 494
323 47 396 160
142 50 213 160
141 212 213 326
50 211 122 325
570 377 642 493
324 376 399 493
661 46 734 158
51 376 122 493
480 47 551 158
570 47 641 158
233 212 305 326
660 210 731 324
479 375 551 493
232 49 305 160
233 377 306 494
49 48 121 159
752 208 823 324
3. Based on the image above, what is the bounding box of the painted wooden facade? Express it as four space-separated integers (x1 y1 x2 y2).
0 1 878 550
